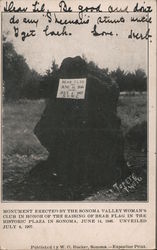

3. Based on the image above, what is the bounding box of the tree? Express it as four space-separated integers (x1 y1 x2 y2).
110 68 126 91
23 69 42 99
110 67 147 92
39 60 59 98
3 40 29 100
3 38 41 100
134 69 147 91
86 60 111 83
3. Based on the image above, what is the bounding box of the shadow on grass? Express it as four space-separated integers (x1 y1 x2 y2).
3 159 105 201
3 156 147 202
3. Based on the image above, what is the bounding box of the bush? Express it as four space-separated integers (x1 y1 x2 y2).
125 121 147 151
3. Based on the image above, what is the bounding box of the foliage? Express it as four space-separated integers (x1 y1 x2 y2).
39 60 59 98
110 67 147 92
40 58 147 98
22 69 42 99
83 57 111 83
3 38 41 100
3 38 147 101
117 94 147 134
126 121 147 151
3 41 28 100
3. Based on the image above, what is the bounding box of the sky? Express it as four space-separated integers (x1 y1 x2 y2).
2 11 148 75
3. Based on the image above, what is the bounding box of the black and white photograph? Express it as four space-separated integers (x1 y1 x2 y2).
2 1 149 202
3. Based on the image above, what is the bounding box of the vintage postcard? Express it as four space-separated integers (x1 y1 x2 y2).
0 0 156 249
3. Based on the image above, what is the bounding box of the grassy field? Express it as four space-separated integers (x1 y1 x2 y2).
2 93 147 201
3 99 47 157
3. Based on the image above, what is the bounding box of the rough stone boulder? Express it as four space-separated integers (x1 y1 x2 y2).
34 56 128 185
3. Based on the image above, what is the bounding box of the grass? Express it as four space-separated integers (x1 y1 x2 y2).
3 99 48 157
3 94 147 157
2 93 147 201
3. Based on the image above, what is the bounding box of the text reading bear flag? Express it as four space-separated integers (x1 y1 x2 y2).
34 56 129 186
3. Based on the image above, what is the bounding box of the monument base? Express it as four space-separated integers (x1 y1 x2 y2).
34 128 129 186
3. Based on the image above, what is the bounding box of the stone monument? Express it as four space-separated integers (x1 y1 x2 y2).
34 56 128 185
